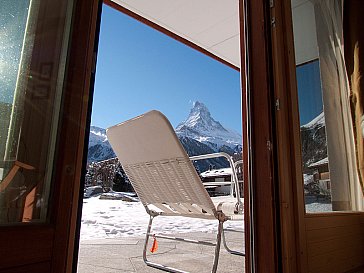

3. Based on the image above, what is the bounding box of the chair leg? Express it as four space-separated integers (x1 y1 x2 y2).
142 217 226 273
143 215 187 273
211 220 223 273
222 228 245 256
142 215 154 263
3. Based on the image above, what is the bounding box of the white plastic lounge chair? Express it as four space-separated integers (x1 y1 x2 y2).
107 110 244 273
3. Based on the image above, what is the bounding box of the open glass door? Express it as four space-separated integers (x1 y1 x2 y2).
270 1 364 272
0 0 71 225
289 1 364 272
291 0 364 213
76 1 247 272
0 0 86 271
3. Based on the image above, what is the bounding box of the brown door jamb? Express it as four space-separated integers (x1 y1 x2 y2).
241 0 280 272
51 0 102 272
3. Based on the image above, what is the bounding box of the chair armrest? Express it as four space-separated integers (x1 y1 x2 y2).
189 152 243 212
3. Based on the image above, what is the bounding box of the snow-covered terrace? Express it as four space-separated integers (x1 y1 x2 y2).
78 196 245 272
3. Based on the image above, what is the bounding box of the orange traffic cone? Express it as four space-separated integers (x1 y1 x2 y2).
150 235 158 253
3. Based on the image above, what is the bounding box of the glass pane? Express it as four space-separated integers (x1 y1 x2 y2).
291 0 364 212
0 1 30 160
0 0 74 224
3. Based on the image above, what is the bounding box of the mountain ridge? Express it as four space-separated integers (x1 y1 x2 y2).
300 111 328 171
87 102 242 171
87 125 115 162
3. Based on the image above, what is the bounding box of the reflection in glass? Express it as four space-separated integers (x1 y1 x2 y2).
0 1 30 163
291 0 364 212
0 0 74 224
296 60 331 212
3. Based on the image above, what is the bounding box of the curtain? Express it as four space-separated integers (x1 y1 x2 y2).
313 0 363 210
344 0 364 209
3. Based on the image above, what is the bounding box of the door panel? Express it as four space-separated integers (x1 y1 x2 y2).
0 226 53 269
305 214 364 273
0 0 100 271
0 0 74 270
241 0 278 272
288 2 364 271
0 262 51 273
0 0 73 224
270 0 364 272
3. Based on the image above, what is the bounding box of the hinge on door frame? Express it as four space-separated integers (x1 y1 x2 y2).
270 0 276 28
275 98 280 111
271 17 276 27
267 140 272 151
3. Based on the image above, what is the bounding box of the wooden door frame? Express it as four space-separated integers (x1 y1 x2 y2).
68 1 364 272
268 0 306 272
240 0 281 272
65 0 283 273
64 0 283 273
0 0 100 272
50 0 102 272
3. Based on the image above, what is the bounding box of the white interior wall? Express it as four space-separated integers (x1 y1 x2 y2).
291 0 319 65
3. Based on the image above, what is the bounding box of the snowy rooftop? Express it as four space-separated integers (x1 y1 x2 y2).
200 168 232 178
308 157 329 168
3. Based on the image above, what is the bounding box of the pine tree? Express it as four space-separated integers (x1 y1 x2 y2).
112 171 125 192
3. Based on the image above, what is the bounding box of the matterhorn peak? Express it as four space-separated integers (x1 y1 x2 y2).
187 101 214 125
191 101 209 114
176 101 223 132
175 101 241 150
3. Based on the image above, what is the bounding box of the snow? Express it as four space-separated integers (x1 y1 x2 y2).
303 173 314 185
79 194 331 241
80 196 243 241
89 126 109 146
305 196 332 212
200 168 232 178
301 112 325 129
87 126 116 162
308 157 329 168
305 202 332 212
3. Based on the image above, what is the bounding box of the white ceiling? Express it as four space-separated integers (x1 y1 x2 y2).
110 1 314 68
111 0 241 69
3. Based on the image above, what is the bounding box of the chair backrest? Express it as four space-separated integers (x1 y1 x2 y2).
107 110 217 217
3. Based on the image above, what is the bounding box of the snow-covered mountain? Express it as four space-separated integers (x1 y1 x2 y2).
300 112 328 171
176 101 242 151
87 126 115 162
87 102 242 171
301 111 325 130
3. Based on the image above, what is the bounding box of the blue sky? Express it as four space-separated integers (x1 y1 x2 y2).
296 60 323 125
91 4 242 132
